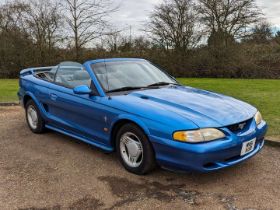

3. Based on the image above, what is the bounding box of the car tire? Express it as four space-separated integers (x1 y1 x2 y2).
116 123 156 175
25 100 45 134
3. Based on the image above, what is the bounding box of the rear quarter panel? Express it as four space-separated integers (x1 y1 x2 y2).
18 74 50 120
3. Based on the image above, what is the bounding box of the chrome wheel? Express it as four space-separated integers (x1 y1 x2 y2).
27 105 38 130
120 132 143 168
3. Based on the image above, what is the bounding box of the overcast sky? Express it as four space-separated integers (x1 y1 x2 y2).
1 0 279 35
110 0 280 36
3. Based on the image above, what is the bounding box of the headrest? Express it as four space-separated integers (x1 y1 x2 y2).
73 71 90 80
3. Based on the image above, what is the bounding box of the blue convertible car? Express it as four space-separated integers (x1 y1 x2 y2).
18 58 268 174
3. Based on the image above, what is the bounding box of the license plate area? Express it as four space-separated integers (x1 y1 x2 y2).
241 138 256 156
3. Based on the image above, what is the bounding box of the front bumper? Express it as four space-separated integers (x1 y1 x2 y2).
150 120 268 172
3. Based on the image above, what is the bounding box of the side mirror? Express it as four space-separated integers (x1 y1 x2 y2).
73 85 92 95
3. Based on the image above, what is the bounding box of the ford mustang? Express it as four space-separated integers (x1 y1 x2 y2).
18 58 268 174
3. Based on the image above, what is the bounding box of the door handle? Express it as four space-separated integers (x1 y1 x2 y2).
50 93 58 101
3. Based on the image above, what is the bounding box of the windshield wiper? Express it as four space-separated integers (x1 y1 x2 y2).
147 82 178 87
107 82 180 93
106 86 144 93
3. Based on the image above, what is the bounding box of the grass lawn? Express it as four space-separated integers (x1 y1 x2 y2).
0 79 18 103
0 78 279 136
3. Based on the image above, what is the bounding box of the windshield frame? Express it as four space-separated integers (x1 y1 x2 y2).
89 59 178 95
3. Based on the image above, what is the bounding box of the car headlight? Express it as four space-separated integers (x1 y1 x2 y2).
173 128 225 143
254 111 263 125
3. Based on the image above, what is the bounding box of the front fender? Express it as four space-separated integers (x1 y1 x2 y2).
111 114 151 136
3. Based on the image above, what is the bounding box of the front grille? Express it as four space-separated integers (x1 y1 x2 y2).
227 118 252 133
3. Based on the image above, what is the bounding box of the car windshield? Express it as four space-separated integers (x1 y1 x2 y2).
91 60 177 92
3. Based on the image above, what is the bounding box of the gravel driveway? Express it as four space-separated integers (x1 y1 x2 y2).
0 106 279 210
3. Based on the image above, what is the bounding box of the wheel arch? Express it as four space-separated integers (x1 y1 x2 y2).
23 92 40 107
22 92 47 119
23 94 33 108
110 115 151 149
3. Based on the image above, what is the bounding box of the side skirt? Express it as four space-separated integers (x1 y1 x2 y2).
45 124 114 153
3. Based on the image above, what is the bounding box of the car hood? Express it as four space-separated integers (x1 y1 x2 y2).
110 86 257 128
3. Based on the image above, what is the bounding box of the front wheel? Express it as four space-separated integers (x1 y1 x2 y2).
25 100 45 133
116 124 156 175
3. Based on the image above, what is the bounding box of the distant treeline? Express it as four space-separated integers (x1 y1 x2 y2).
1 0 280 79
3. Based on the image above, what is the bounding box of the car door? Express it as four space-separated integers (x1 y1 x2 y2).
46 62 108 144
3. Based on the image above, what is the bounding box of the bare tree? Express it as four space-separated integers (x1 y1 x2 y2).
146 0 200 54
249 22 273 44
274 31 280 45
25 0 62 65
197 0 262 46
0 1 34 77
133 36 151 53
0 1 29 33
62 0 118 60
102 28 123 52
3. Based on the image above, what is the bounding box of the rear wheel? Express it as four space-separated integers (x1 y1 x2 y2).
25 100 45 133
116 123 156 175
